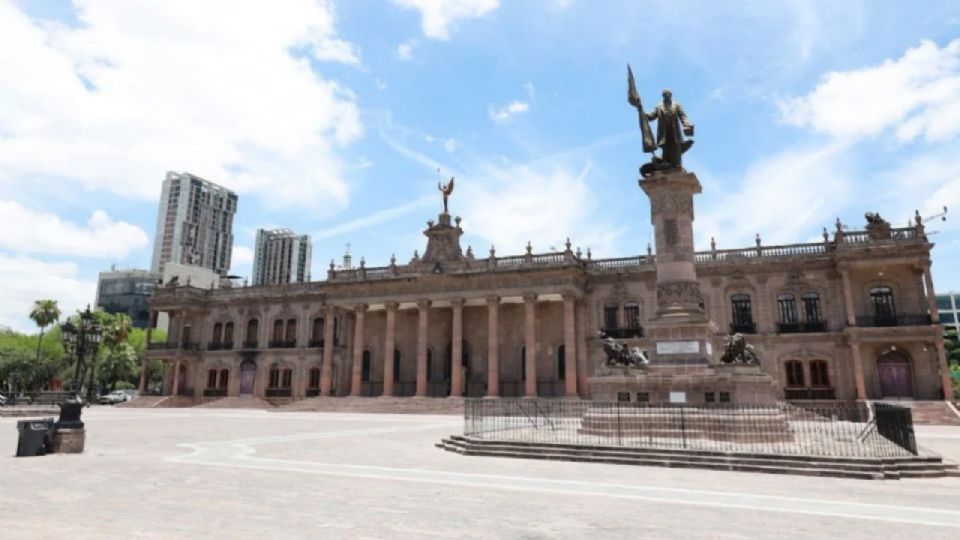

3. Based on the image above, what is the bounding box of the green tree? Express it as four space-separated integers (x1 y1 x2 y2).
29 299 60 365
944 328 960 366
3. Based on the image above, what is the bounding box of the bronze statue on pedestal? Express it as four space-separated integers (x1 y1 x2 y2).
627 65 695 176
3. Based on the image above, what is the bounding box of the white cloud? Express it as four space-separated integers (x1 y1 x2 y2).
779 39 960 142
397 39 417 60
696 142 853 249
488 100 529 124
460 161 621 255
0 201 148 258
315 196 435 240
231 246 254 266
0 0 362 210
0 254 96 333
391 0 499 40
424 134 459 153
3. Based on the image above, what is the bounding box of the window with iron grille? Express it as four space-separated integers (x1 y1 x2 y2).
731 294 753 326
785 360 805 387
801 292 822 322
272 319 284 342
223 322 234 344
246 319 258 344
810 360 830 387
206 369 217 389
603 303 619 329
624 303 641 329
212 323 223 344
268 366 280 388
312 317 324 342
281 369 292 389
777 294 797 324
870 286 896 317
218 369 229 389
285 318 297 342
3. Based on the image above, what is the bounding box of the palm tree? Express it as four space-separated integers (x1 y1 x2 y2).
29 299 61 365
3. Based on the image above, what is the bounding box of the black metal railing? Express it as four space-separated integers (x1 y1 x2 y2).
730 322 756 334
601 327 644 339
181 342 201 351
874 403 918 454
207 342 234 351
856 314 932 327
308 339 324 348
463 399 917 458
265 388 292 397
784 388 836 400
268 340 297 349
241 340 259 350
305 387 321 397
203 388 227 397
777 321 827 334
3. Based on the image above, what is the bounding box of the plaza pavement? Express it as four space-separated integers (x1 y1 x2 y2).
2 407 960 539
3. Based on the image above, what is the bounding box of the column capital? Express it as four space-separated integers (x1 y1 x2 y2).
353 303 368 314
417 299 432 310
523 292 538 303
384 301 400 312
485 295 500 306
561 291 581 302
449 297 465 308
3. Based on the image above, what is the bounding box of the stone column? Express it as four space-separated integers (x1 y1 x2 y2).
562 293 578 397
524 293 538 397
850 341 866 400
172 359 181 396
840 268 857 327
936 339 955 400
415 300 431 397
576 301 588 398
350 304 366 397
451 298 464 397
382 302 398 397
486 296 500 397
320 306 336 395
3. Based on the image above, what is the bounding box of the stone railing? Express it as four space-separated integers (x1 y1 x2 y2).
587 256 653 272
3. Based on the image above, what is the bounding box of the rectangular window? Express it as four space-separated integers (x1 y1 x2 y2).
603 303 619 330
269 369 280 388
281 369 292 389
936 296 954 311
939 312 956 325
777 295 798 324
206 370 217 389
785 361 805 387
624 303 641 329
810 361 830 388
801 293 822 323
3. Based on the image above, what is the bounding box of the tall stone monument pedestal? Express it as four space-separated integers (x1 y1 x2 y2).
589 169 778 405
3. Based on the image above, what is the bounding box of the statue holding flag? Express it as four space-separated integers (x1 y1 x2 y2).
627 65 695 176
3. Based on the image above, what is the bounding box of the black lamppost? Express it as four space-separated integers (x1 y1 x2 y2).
60 306 102 407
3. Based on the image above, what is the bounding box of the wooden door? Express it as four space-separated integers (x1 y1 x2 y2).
877 352 912 398
240 361 256 396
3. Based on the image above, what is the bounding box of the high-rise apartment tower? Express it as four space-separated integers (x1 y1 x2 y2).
252 229 312 286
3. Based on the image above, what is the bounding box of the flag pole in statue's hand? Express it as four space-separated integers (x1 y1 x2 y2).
627 64 656 155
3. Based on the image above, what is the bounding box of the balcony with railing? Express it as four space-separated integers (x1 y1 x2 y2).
241 340 259 350
784 387 836 400
265 388 292 398
203 387 228 397
305 387 321 397
268 340 297 349
207 342 234 351
855 314 932 328
308 339 324 348
147 341 178 351
777 320 828 334
730 321 756 334
601 327 644 339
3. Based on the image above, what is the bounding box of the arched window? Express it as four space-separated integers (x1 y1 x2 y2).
245 319 259 347
801 292 822 323
393 349 401 383
777 294 797 324
223 322 234 345
285 318 297 344
281 368 292 389
311 317 324 346
361 350 371 382
870 286 896 324
272 319 284 343
785 360 804 387
731 294 754 333
809 360 830 388
603 303 619 330
218 368 229 389
557 345 566 381
268 364 280 388
212 323 223 344
206 369 218 389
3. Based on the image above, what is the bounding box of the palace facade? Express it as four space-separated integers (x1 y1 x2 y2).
142 206 953 403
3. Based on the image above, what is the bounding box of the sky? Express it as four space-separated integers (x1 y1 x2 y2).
2 0 960 332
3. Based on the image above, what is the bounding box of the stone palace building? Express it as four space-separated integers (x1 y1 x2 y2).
142 200 953 404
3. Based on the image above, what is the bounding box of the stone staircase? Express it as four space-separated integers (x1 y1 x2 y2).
277 396 465 415
196 396 275 409
879 400 960 425
437 435 960 480
118 396 169 408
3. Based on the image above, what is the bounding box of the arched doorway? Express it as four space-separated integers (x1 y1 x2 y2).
876 350 912 398
240 360 256 396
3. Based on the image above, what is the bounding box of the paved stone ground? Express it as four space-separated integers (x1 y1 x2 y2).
2 407 960 539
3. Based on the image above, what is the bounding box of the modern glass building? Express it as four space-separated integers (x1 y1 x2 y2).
936 292 960 332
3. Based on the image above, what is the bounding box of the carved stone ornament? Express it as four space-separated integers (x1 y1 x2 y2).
656 280 704 309
649 192 693 215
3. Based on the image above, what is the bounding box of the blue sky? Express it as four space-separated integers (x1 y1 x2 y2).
2 0 960 332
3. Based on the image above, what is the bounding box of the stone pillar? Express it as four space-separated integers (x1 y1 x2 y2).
450 298 464 397
936 339 955 400
524 293 538 397
415 300 431 397
840 268 857 327
576 301 588 398
350 304 366 397
562 293 578 397
850 341 866 400
172 359 181 397
382 302 398 397
486 296 500 397
320 306 336 396
138 359 148 394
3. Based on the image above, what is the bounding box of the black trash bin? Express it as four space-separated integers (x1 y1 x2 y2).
16 418 54 457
